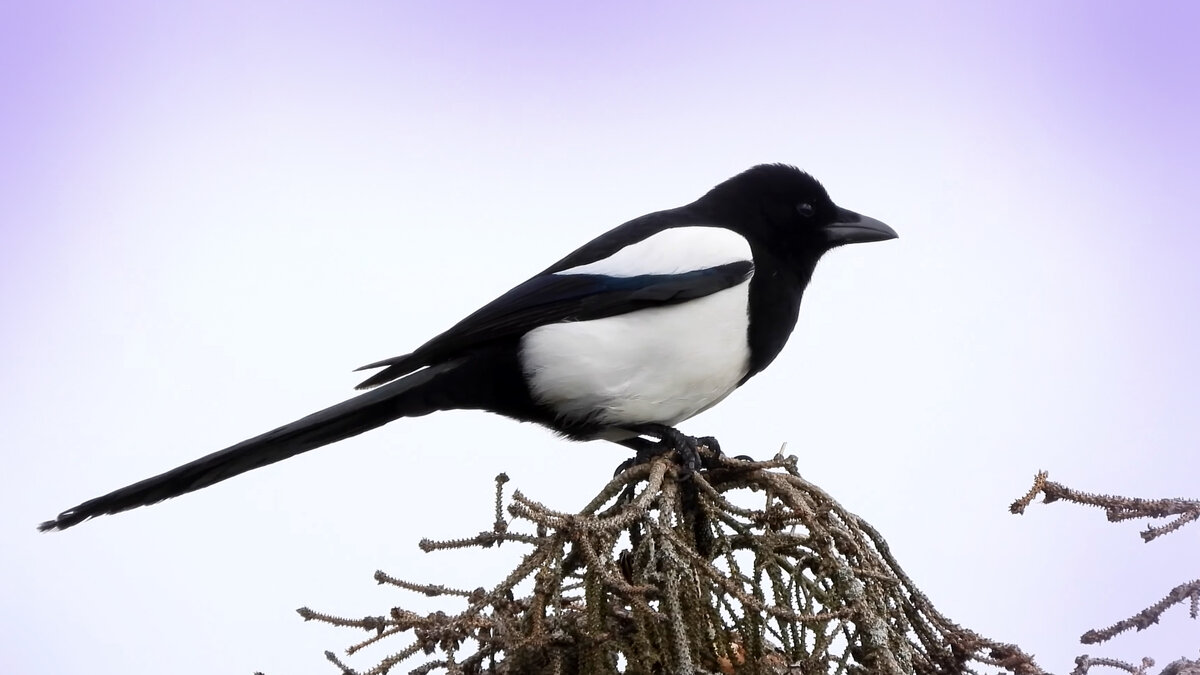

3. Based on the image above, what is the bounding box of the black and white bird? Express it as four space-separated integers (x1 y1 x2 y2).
39 164 897 531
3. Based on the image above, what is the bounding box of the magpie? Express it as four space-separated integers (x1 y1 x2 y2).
38 164 896 531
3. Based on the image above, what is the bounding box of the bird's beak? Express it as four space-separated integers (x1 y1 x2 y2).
824 207 898 246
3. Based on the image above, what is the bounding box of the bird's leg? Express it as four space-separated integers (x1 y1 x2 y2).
614 429 737 477
623 423 715 477
612 436 664 476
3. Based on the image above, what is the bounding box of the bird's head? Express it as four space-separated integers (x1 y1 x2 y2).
699 163 897 263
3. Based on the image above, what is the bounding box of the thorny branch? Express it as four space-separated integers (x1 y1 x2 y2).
1011 471 1199 673
1070 656 1200 675
1081 580 1200 646
300 451 1047 674
1011 471 1200 542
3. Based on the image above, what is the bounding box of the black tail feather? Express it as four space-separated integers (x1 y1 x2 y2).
38 359 464 531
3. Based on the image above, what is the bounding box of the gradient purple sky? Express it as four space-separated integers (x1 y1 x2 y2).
3 3 1198 674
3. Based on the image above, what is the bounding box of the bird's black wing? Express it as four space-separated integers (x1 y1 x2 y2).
354 260 753 389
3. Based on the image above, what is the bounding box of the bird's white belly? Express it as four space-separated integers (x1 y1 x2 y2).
519 281 751 427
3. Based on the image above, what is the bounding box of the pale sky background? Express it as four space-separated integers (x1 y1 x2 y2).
3 2 1198 673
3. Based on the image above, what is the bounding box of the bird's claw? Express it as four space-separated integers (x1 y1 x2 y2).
613 427 724 478
695 435 722 458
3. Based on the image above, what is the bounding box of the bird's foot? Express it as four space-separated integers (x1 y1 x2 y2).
615 424 724 479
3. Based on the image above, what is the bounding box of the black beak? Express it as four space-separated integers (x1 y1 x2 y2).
824 207 898 246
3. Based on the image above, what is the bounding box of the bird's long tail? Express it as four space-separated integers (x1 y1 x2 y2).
38 359 467 531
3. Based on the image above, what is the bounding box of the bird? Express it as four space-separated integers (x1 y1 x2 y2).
38 163 897 532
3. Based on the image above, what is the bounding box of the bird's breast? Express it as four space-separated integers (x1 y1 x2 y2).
519 280 752 428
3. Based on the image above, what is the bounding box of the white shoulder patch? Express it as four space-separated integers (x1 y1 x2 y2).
557 226 752 277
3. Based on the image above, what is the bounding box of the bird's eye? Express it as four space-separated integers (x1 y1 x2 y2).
796 202 815 218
